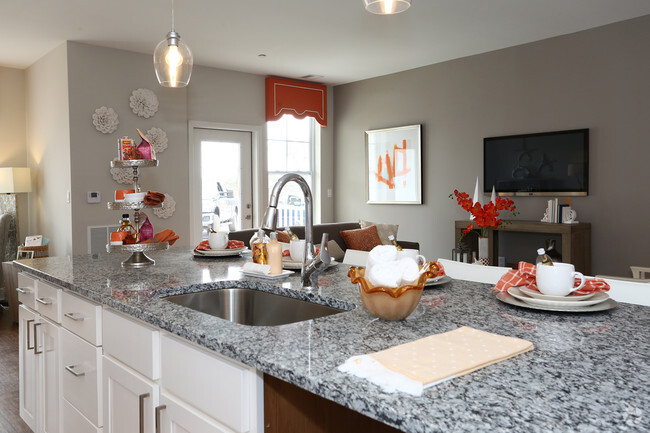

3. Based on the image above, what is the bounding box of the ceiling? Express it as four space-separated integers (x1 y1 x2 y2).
2 0 649 85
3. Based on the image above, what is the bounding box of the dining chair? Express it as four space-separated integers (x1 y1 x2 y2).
630 266 650 280
595 277 650 306
437 258 510 284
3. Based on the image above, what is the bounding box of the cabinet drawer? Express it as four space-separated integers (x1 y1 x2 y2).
103 308 160 380
61 328 103 428
17 272 38 310
35 280 62 323
62 291 102 345
161 334 253 433
62 398 102 433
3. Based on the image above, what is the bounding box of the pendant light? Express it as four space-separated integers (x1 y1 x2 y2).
154 0 193 87
364 0 411 15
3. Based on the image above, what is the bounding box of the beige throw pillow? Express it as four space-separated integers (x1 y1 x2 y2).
359 219 399 245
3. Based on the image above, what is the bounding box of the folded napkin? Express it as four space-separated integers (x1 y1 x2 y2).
154 229 179 246
241 262 271 275
433 261 446 276
338 326 533 396
195 240 210 251
144 191 165 206
494 262 609 295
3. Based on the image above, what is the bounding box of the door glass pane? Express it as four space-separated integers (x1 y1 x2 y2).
201 140 242 237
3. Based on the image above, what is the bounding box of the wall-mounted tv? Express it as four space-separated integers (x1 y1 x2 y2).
484 128 589 196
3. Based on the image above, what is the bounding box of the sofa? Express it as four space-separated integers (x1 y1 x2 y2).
228 221 419 253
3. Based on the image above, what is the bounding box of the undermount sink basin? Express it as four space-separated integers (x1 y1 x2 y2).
164 288 346 326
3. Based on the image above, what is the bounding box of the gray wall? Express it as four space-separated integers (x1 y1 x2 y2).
333 15 650 276
64 42 334 254
25 44 73 257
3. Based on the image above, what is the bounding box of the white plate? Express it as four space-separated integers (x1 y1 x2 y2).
507 287 610 308
241 269 294 279
282 259 339 270
193 247 248 257
497 291 617 313
425 275 452 287
518 286 596 302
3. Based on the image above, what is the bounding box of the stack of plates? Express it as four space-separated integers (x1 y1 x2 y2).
193 247 248 257
498 286 617 312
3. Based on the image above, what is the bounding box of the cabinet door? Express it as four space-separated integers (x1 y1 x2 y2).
103 356 159 433
158 394 229 433
38 316 61 433
19 305 37 431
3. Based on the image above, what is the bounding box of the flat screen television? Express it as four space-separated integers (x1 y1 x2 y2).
484 128 589 196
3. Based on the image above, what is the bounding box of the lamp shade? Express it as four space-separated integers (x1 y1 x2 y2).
0 167 32 193
364 0 411 14
154 31 193 87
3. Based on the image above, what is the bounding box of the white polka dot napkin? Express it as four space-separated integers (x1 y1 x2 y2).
338 326 533 396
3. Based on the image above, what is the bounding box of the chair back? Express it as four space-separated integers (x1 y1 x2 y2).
630 266 650 279
437 258 510 284
595 276 650 306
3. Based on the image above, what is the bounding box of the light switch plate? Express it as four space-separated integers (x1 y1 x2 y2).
87 191 101 203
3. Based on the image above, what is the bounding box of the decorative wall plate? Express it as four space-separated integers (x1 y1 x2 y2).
129 88 159 118
92 106 119 133
146 127 168 153
153 193 175 219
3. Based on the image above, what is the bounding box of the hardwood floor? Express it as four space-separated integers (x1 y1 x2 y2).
0 306 31 433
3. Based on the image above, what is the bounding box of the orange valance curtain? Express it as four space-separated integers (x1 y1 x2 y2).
266 77 327 127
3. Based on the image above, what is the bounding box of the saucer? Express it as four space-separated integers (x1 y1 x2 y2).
519 286 596 302
425 275 452 287
497 291 617 313
507 287 609 308
193 247 247 257
241 269 294 279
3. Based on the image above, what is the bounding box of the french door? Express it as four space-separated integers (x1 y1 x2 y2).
191 127 254 242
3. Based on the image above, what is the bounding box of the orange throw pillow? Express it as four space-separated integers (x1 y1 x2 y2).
339 225 383 252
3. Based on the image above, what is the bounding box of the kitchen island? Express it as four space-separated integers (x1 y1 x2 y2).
15 249 649 432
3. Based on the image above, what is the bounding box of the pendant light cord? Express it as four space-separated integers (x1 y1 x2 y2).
171 0 175 32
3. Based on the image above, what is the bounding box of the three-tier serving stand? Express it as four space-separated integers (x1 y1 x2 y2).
106 160 168 267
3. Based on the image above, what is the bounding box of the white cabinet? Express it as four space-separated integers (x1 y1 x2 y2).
19 305 37 431
158 394 230 433
102 309 263 433
103 356 159 433
19 305 62 433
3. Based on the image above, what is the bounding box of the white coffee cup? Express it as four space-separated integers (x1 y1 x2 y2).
290 239 305 262
536 263 585 296
208 231 228 249
397 249 426 266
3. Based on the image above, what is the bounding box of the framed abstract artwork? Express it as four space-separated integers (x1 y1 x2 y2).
365 124 422 204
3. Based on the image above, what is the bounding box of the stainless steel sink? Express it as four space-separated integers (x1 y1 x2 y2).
164 288 346 326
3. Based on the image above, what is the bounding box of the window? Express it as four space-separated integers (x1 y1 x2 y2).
266 114 316 227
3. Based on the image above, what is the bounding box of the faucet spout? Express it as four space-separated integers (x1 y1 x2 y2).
263 173 326 290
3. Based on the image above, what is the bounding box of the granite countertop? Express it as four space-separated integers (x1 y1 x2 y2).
15 249 650 432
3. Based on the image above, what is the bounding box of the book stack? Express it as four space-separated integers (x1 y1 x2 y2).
546 199 570 223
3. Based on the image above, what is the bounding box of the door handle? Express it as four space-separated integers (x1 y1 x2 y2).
139 392 150 433
36 297 53 305
33 323 42 354
26 319 35 350
65 364 85 377
155 404 167 433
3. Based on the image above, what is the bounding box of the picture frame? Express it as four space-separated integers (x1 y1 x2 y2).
365 124 422 204
17 250 34 260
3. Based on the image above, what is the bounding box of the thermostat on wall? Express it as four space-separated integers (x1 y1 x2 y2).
87 191 101 203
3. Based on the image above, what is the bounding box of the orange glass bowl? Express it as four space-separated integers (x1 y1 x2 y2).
348 261 440 321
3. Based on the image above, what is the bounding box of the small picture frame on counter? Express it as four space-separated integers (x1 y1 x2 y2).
17 250 34 260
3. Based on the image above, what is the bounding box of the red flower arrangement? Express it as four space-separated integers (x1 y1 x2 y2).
451 190 517 237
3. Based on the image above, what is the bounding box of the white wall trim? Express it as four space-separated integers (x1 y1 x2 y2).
188 121 265 245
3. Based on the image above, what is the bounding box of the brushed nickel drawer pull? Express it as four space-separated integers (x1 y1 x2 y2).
33 323 42 354
139 393 150 433
155 404 167 433
65 364 85 377
36 297 53 305
64 312 86 321
26 319 35 350
16 287 31 294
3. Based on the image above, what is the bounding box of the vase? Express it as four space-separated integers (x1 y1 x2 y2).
477 237 489 266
